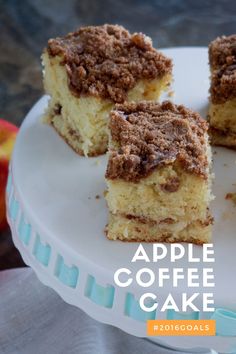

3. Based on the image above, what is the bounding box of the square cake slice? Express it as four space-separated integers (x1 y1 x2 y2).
105 101 213 244
42 24 172 156
208 35 236 148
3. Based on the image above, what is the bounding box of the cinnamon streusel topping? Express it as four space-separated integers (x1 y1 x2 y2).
106 101 208 182
210 64 236 104
209 35 236 69
47 24 172 103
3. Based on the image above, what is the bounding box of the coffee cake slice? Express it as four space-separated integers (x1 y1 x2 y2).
42 25 172 156
105 101 213 244
208 35 236 148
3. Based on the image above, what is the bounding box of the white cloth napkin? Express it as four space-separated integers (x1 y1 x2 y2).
0 268 216 354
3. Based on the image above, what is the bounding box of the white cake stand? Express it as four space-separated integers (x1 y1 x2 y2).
7 48 236 353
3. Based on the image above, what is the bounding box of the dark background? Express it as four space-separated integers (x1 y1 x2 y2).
1 0 236 269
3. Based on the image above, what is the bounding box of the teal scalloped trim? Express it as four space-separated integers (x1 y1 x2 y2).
125 293 156 322
55 255 79 288
33 235 51 266
85 275 114 308
211 308 236 336
230 345 236 354
6 173 12 195
18 215 31 245
167 310 199 320
9 197 19 221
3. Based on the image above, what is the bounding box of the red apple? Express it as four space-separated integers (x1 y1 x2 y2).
0 119 18 231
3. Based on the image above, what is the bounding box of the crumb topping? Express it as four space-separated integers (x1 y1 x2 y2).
47 24 172 103
226 192 236 205
209 35 236 69
210 64 236 104
105 101 208 182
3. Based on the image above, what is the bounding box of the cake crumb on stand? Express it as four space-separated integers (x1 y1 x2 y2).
225 192 236 205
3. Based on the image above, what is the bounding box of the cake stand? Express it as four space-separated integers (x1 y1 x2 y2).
7 48 236 353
